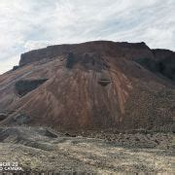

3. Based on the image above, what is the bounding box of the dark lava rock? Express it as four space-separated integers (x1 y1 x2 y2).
0 113 7 121
12 114 31 125
15 79 47 96
98 78 111 86
135 50 175 82
12 65 20 71
65 132 76 137
66 52 76 69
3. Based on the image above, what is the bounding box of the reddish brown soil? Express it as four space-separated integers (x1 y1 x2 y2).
0 41 175 131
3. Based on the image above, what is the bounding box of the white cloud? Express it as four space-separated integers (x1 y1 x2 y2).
0 0 175 74
0 55 19 74
24 40 52 51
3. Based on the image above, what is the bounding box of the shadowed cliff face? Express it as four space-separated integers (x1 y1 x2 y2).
15 79 48 97
19 41 154 66
135 49 175 82
0 41 175 131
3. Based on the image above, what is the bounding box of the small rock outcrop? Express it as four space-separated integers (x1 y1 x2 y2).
66 52 76 69
0 113 7 121
15 79 47 97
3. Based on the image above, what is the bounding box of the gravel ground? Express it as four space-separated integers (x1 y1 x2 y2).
0 127 174 174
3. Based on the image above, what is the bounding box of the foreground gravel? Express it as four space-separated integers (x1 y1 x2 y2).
0 127 174 174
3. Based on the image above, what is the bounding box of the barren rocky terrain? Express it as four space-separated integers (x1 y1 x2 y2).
0 41 175 174
0 127 174 174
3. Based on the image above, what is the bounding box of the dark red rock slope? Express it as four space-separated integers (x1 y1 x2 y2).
0 41 175 131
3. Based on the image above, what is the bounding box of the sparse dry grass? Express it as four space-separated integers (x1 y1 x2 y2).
0 127 174 174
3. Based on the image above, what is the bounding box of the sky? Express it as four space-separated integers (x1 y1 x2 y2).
0 0 175 74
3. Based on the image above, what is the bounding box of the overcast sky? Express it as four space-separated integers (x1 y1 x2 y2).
0 0 175 74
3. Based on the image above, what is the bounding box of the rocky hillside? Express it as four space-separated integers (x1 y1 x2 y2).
0 41 175 131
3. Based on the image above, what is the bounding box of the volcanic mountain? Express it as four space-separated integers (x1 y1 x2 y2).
0 41 175 131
